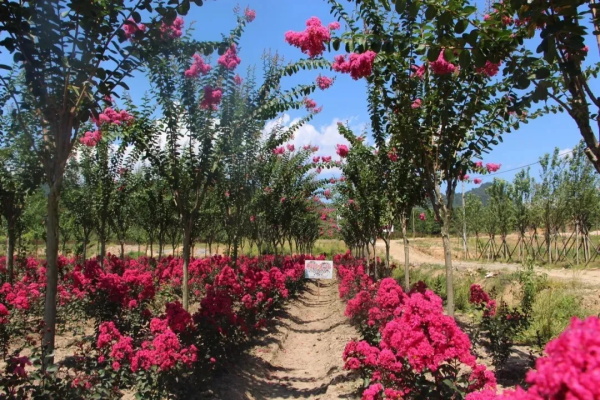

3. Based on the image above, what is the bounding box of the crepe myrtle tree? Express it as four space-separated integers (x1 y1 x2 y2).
252 128 325 255
335 127 390 278
0 98 44 282
0 0 204 367
133 12 328 309
483 0 600 173
327 0 544 315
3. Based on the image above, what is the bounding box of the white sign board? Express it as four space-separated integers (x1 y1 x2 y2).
304 260 333 279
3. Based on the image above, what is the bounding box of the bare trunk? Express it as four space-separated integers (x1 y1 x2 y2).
43 187 60 369
441 219 455 316
6 225 16 283
182 224 191 310
401 217 410 290
461 181 468 259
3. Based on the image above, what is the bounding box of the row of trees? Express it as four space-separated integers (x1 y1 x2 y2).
323 0 600 316
0 2 335 369
455 143 600 265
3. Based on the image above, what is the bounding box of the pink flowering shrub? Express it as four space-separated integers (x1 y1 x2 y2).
466 316 600 400
469 284 529 370
336 144 349 158
486 162 502 173
336 256 497 399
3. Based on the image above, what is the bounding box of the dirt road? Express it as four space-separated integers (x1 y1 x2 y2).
207 281 360 399
380 239 600 287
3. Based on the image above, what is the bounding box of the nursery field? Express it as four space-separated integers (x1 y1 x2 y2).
2 0 600 398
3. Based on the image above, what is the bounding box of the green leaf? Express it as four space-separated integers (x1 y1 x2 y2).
332 39 340 51
455 19 468 34
395 0 406 13
425 6 438 20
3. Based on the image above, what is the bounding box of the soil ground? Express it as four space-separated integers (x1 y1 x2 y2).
205 281 361 400
380 239 600 287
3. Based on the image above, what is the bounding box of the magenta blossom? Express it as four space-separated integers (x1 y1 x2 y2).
218 44 241 70
316 75 334 90
244 7 256 22
336 144 349 158
200 86 222 110
285 17 332 58
332 51 377 80
485 163 501 173
430 51 456 75
184 54 211 78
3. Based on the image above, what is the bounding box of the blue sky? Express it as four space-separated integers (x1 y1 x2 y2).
2 0 597 188
169 0 598 188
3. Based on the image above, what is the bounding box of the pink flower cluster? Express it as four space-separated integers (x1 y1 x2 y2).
160 17 184 39
430 51 457 75
244 7 256 22
486 163 501 173
304 98 318 111
411 98 422 109
469 284 497 317
184 54 211 78
79 130 102 147
336 144 349 158
123 18 146 39
337 256 496 398
200 86 223 110
218 44 241 70
285 17 332 58
96 317 197 373
477 61 501 77
410 64 426 79
466 316 600 400
332 51 377 80
95 107 134 126
316 75 334 89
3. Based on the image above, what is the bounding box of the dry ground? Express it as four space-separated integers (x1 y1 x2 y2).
204 281 361 400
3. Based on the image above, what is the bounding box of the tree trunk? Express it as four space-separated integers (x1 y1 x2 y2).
43 186 60 369
120 241 125 259
461 181 468 259
401 217 410 290
6 227 16 283
182 223 192 311
441 214 455 316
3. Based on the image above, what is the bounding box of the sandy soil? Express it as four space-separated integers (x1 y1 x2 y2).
205 281 361 400
380 239 600 287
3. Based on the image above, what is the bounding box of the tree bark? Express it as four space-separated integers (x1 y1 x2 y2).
6 226 16 283
401 216 410 290
43 186 60 369
182 222 192 311
441 217 455 316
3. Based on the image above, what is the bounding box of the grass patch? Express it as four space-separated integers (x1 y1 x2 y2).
521 288 588 347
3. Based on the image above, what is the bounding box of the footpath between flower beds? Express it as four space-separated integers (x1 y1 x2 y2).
206 279 361 399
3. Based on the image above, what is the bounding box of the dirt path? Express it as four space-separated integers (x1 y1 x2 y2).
206 281 360 399
380 239 600 287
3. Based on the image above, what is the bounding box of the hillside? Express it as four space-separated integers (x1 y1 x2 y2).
452 181 493 207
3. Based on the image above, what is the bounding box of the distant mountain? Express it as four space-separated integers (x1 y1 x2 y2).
452 182 493 207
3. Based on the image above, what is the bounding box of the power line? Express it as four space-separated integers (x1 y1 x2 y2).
472 148 575 178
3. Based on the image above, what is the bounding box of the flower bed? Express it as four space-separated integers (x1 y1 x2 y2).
0 254 318 398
